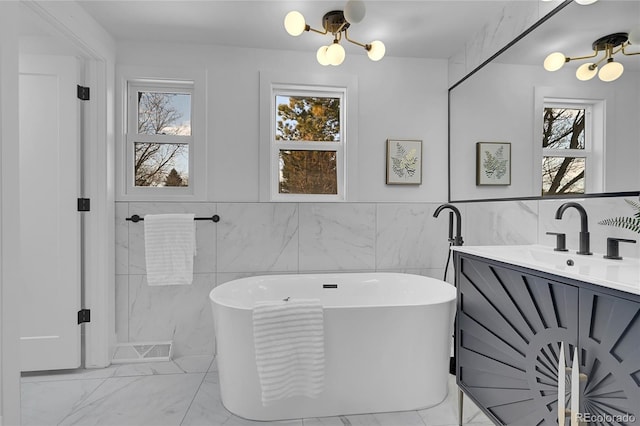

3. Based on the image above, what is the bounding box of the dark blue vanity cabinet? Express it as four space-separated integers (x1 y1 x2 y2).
454 252 640 426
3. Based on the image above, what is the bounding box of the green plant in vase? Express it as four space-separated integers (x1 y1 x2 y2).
598 199 640 234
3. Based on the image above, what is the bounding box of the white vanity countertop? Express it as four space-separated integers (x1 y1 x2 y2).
452 244 640 296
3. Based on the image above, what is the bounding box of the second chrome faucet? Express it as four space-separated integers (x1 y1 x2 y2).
555 202 592 255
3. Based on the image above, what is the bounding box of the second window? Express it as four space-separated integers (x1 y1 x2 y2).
271 86 346 201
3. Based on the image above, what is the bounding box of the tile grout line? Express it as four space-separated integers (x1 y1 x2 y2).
55 375 110 426
177 371 208 426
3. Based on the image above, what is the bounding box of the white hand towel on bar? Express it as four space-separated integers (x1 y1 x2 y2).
252 298 325 406
143 213 196 286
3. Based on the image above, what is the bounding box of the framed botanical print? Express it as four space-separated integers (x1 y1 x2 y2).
386 139 422 185
476 142 511 186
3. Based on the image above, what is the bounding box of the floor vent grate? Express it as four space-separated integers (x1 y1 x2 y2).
112 341 173 363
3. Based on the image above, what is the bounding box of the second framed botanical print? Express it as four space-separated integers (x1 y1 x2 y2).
476 142 511 186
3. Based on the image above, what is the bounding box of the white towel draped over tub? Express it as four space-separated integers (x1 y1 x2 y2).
252 298 325 406
143 213 196 286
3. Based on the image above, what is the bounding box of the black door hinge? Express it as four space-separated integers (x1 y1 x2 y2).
78 309 91 324
77 85 90 101
77 198 90 212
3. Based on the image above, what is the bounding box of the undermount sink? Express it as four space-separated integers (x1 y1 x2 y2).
452 244 640 295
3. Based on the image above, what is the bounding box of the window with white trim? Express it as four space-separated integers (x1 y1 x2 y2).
270 85 346 201
541 99 603 196
126 80 194 195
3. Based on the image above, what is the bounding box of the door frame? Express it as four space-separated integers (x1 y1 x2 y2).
1 2 115 423
1 3 22 424
22 0 117 369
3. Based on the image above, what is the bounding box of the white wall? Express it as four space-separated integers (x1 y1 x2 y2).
450 63 539 200
116 41 449 203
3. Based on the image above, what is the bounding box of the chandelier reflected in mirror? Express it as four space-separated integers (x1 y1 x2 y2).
544 30 640 82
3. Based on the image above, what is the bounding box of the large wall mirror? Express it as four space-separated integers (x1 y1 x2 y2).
449 0 639 202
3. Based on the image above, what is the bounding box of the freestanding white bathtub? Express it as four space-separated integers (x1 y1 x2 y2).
209 272 456 421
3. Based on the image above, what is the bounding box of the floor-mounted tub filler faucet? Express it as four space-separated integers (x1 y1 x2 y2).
554 202 592 255
433 203 464 425
433 204 464 246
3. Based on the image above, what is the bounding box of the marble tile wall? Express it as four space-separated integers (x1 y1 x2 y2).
115 202 453 357
115 196 639 358
461 200 539 246
462 195 640 259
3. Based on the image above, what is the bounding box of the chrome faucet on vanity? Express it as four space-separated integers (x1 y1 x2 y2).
554 202 592 255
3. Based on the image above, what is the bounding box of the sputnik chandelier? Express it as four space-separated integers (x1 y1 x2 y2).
544 31 640 82
284 0 385 66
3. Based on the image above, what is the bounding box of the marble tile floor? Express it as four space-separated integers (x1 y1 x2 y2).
21 356 493 426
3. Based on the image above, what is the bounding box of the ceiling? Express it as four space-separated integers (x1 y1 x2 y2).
75 0 531 60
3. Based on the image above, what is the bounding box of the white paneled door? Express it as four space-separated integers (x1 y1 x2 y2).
19 54 81 371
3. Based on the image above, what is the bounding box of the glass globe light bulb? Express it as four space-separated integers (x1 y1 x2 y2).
316 46 330 66
344 0 366 23
576 63 597 81
598 60 623 82
326 43 345 66
574 0 598 4
629 28 640 45
544 52 566 71
284 11 306 36
367 40 386 61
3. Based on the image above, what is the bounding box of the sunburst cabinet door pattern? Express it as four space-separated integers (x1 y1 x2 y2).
456 255 640 426
577 289 640 424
